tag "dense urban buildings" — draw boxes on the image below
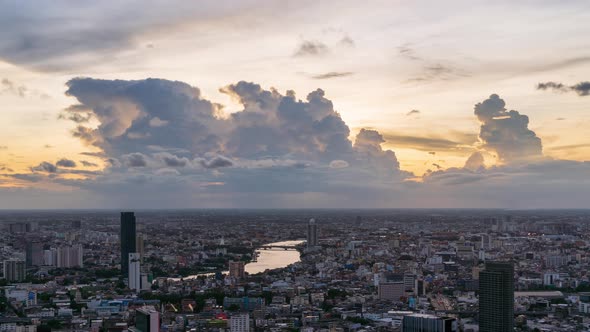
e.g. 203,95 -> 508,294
1,209 -> 590,331
120,211 -> 137,276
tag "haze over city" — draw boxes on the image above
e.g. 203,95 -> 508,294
1,1 -> 589,209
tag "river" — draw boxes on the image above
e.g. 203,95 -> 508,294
168,239 -> 304,281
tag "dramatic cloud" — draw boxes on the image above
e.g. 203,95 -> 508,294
56,158 -> 77,168
537,81 -> 590,96
311,72 -> 354,80
474,94 -> 542,163
464,152 -> 485,171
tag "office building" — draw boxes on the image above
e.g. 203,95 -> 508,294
56,245 -> 83,268
479,261 -> 514,332
136,234 -> 145,263
3,260 -> 26,282
229,261 -> 245,279
307,218 -> 318,248
26,241 -> 44,267
378,281 -> 405,301
230,313 -> 250,332
121,211 -> 137,275
129,253 -> 141,293
402,314 -> 457,332
134,307 -> 160,332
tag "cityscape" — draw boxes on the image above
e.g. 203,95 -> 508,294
2,1 -> 590,331
1,209 -> 590,331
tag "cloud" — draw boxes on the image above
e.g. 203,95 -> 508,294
311,72 -> 354,80
121,153 -> 148,167
149,117 -> 169,127
381,133 -> 474,152
199,155 -> 234,169
30,162 -> 57,173
56,158 -> 77,168
329,160 -> 349,169
0,145 -> 7,150
80,160 -> 98,167
1,78 -> 49,98
155,152 -> 189,167
537,81 -> 590,96
406,109 -> 421,116
339,36 -> 355,47
464,152 -> 485,171
474,94 -> 542,163
294,40 -> 328,56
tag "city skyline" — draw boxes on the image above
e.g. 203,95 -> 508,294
1,1 -> 589,209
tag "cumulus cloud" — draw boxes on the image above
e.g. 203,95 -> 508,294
537,81 -> 590,96
31,161 -> 57,173
56,158 -> 77,168
464,152 -> 485,171
474,94 -> 542,163
121,153 -> 148,167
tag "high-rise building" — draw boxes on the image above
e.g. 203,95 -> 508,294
134,307 -> 160,332
479,261 -> 514,332
3,260 -> 26,282
121,212 -> 137,275
129,253 -> 141,293
229,261 -> 245,279
136,234 -> 145,263
26,241 -> 44,267
230,313 -> 250,332
402,314 -> 457,332
56,245 -> 83,268
307,218 -> 318,248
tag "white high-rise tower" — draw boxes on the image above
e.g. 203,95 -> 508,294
128,252 -> 141,293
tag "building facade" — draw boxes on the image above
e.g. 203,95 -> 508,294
121,211 -> 137,276
479,261 -> 514,332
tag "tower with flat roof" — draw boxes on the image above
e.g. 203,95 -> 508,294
479,261 -> 514,332
121,212 -> 137,276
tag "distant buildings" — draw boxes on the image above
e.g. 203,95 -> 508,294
479,261 -> 514,332
307,218 -> 318,248
402,314 -> 457,332
129,253 -> 141,293
25,241 -> 44,267
137,234 -> 145,263
3,259 -> 25,282
230,313 -> 250,332
228,261 -> 245,279
121,211 -> 137,276
56,245 -> 83,268
378,281 -> 405,301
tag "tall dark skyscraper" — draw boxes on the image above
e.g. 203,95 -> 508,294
479,261 -> 514,332
120,212 -> 137,275
307,218 -> 318,248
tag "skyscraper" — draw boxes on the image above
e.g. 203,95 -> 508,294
3,260 -> 25,282
134,307 -> 160,332
26,241 -> 44,267
403,314 -> 457,332
136,234 -> 145,263
479,261 -> 514,332
129,253 -> 141,293
307,218 -> 318,248
121,212 -> 137,275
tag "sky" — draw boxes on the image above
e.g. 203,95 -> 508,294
0,0 -> 589,209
